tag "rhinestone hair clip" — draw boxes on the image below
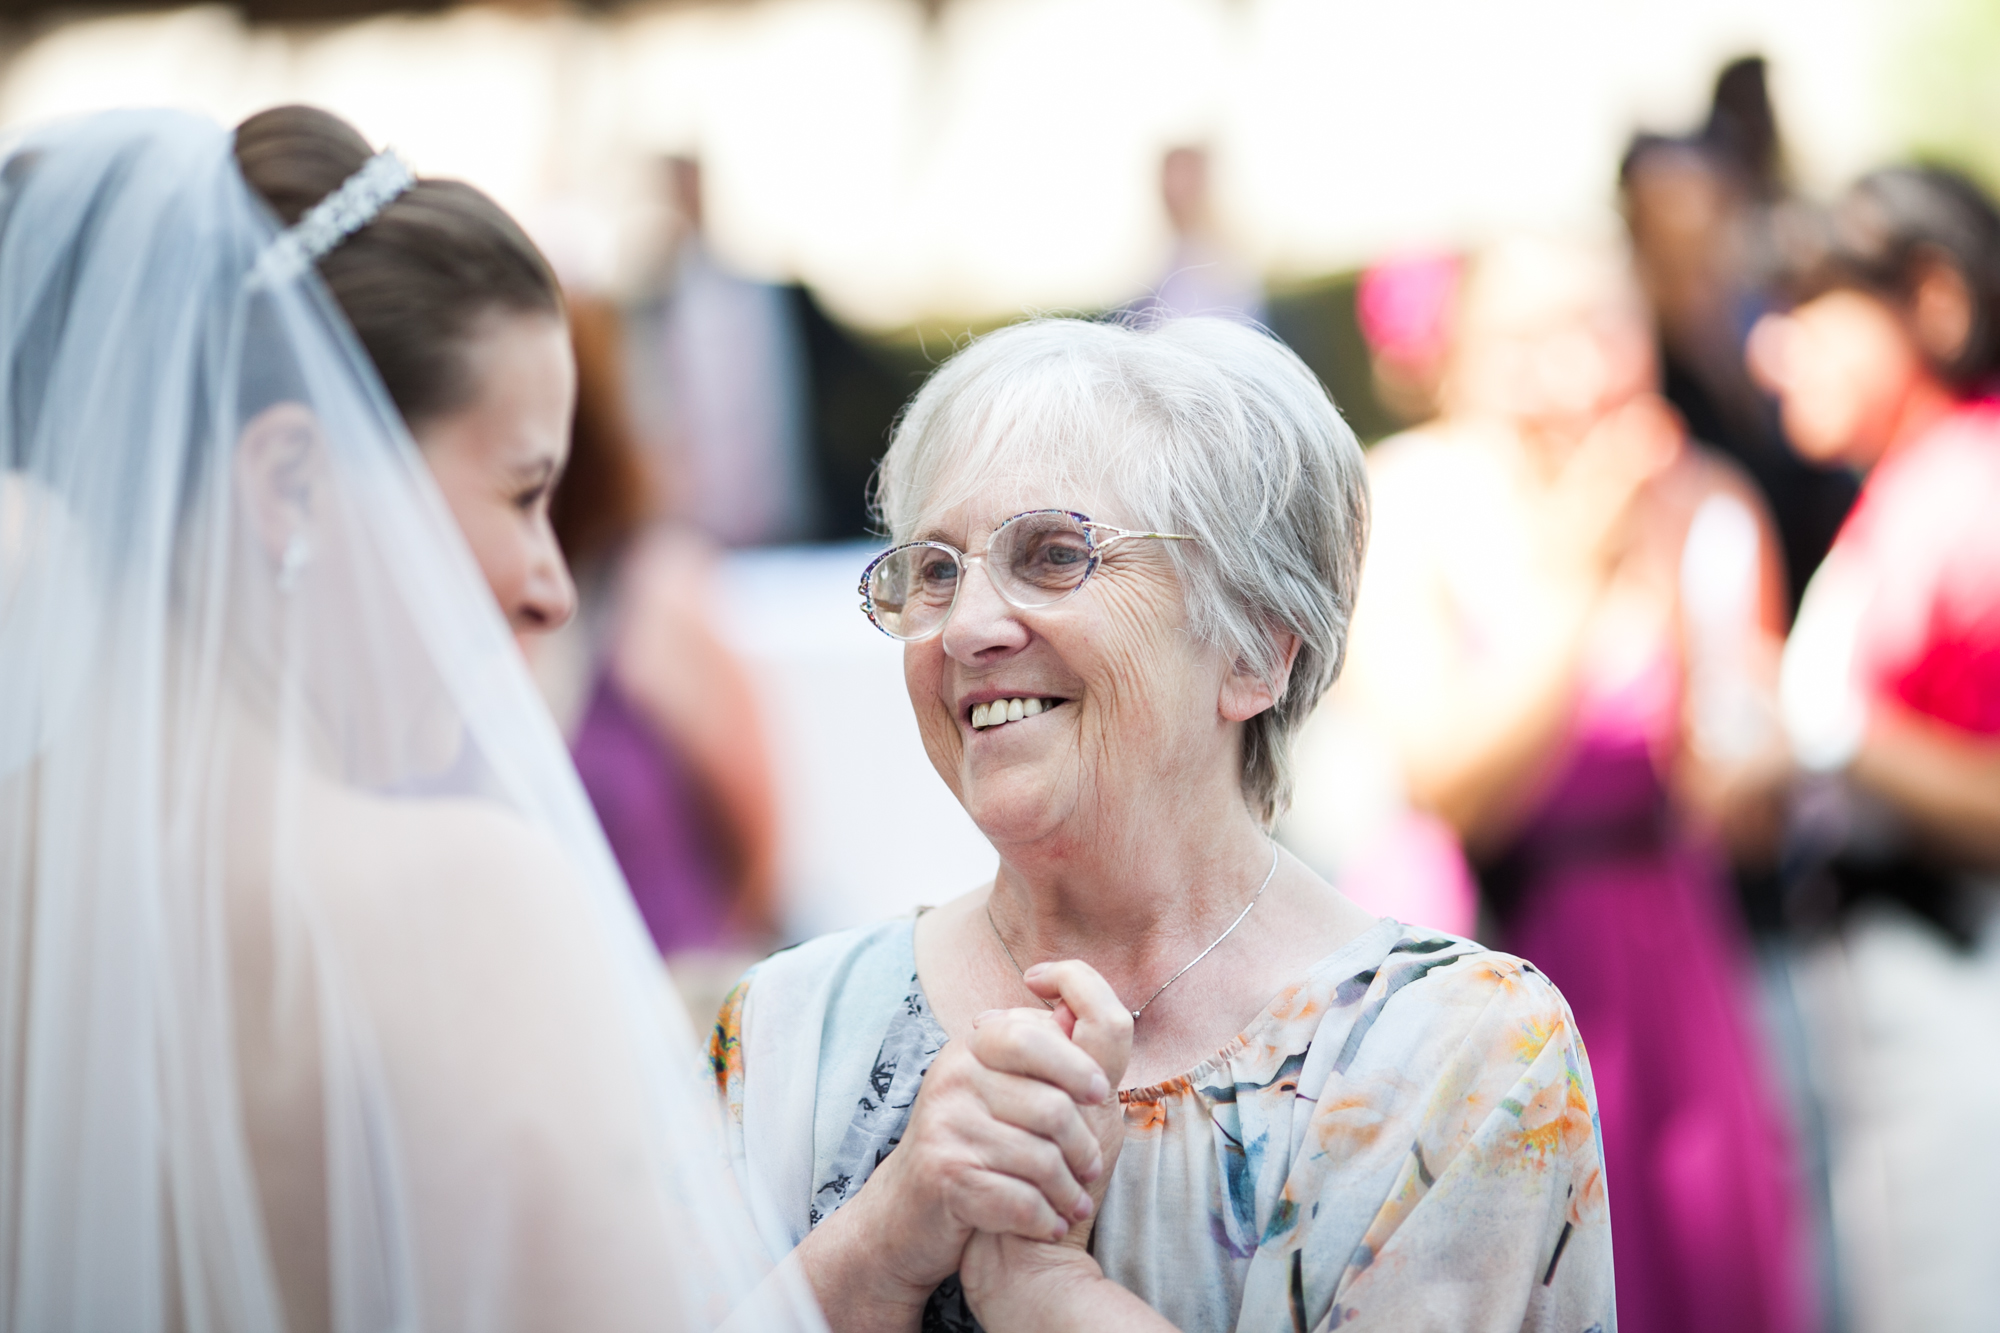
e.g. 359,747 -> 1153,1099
249,148 -> 415,289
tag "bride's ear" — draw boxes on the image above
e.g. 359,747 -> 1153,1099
1218,631 -> 1301,723
233,401 -> 324,563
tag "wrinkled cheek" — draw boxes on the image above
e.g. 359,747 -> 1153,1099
917,710 -> 964,795
904,648 -> 962,793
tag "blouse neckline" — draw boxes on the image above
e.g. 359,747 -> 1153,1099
913,913 -> 1407,1105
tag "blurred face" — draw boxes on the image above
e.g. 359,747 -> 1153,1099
1450,245 -> 1656,448
1622,150 -> 1735,344
902,480 -> 1240,853
1747,289 -> 1926,469
1161,148 -> 1209,236
416,311 -> 578,640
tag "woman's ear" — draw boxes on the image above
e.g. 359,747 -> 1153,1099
1910,251 -> 1975,371
233,402 -> 324,561
1218,631 -> 1302,723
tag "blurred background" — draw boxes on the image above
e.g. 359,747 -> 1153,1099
6,0 -> 1987,935
7,2 -> 1997,1329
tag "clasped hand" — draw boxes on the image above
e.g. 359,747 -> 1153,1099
809,959 -> 1132,1328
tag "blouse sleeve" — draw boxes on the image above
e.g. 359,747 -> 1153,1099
1307,956 -> 1613,1332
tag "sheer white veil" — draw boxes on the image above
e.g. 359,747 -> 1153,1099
0,109 -> 819,1332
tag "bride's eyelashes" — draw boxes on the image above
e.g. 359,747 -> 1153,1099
510,456 -> 562,514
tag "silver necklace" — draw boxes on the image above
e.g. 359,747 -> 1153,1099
985,842 -> 1281,1023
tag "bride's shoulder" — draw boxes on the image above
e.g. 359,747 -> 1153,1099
297,782 -> 585,943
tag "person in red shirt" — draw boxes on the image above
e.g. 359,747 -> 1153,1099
1748,163 -> 2000,1326
1751,165 -> 2000,920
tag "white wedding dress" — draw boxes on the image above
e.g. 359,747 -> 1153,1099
0,109 -> 820,1333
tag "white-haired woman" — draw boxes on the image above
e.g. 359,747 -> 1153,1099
713,317 -> 1614,1332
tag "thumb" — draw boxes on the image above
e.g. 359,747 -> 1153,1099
1024,959 -> 1133,1090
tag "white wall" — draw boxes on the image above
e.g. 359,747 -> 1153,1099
711,544 -> 996,938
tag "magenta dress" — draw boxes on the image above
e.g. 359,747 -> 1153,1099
570,675 -> 731,955
1491,660 -> 1812,1333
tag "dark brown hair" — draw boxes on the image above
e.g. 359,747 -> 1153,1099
1780,165 -> 2000,395
233,105 -> 562,427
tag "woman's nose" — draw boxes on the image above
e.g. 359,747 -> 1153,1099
940,557 -> 1028,661
516,528 -> 578,634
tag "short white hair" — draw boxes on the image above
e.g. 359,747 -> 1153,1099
873,316 -> 1369,825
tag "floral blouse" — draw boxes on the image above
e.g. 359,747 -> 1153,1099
712,915 -> 1614,1332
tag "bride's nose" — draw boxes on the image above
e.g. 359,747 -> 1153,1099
517,524 -> 577,634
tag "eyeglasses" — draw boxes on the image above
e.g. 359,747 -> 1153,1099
859,508 -> 1196,642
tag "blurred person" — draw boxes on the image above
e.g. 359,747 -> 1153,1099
0,107 -> 821,1330
1747,164 -> 2000,1331
1621,56 -> 1858,616
1129,146 -> 1266,325
1278,690 -> 1480,939
1278,249 -> 1479,941
624,154 -> 816,547
1342,236 -> 1814,1333
1354,249 -> 1461,427
714,316 -> 1613,1332
545,293 -> 781,1008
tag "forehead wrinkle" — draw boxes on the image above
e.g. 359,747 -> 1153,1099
902,393 -> 1148,541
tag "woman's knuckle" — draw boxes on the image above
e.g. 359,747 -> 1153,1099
1007,1192 -> 1048,1233
995,1017 -> 1038,1052
1029,1085 -> 1073,1132
1028,1139 -> 1068,1184
969,1024 -> 1015,1064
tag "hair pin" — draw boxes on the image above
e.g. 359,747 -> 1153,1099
248,148 -> 415,290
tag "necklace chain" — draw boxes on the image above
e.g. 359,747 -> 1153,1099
985,842 -> 1281,1023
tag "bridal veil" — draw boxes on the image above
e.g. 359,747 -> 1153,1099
0,109 -> 819,1332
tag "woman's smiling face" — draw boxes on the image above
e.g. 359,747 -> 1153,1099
902,479 -> 1243,855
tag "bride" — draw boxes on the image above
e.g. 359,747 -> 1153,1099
0,109 -> 820,1331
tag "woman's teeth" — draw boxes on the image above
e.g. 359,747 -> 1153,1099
970,697 -> 1059,730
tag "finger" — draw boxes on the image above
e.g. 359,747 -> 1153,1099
966,1117 -> 1094,1225
951,1168 -> 1071,1244
1022,960 -> 1133,1090
978,1068 -> 1105,1183
1050,1000 -> 1077,1039
967,1008 -> 1111,1106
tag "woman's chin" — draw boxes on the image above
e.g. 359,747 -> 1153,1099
960,775 -> 1074,850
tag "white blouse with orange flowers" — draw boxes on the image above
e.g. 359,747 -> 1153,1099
712,916 -> 1614,1333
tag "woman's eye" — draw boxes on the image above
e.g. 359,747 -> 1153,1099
514,485 -> 548,512
1024,538 -> 1086,569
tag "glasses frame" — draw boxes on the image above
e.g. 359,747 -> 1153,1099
858,508 -> 1196,642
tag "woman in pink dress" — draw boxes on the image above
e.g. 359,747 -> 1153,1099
1344,236 -> 1814,1333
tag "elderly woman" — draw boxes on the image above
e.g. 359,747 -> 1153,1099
713,317 -> 1613,1332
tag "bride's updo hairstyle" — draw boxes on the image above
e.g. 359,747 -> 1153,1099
233,105 -> 562,429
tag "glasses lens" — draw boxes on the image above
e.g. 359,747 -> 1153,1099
992,512 -> 1094,606
867,543 -> 961,639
